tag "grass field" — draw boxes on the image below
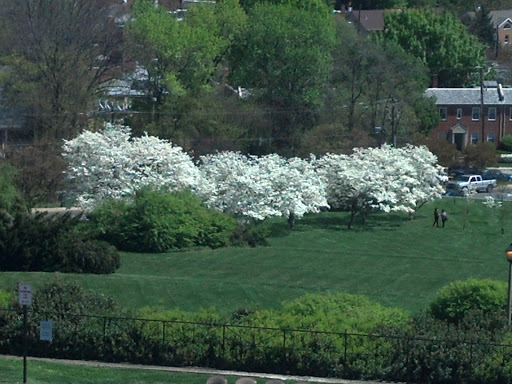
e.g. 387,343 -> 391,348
0,356 -> 230,384
1,196 -> 512,315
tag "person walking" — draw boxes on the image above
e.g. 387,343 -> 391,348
441,209 -> 448,227
433,208 -> 439,227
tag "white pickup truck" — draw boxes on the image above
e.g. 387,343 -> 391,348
446,174 -> 497,195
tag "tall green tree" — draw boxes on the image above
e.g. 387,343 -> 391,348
322,19 -> 432,150
126,0 -> 247,143
127,0 -> 247,102
229,0 -> 335,153
468,6 -> 495,46
382,9 -> 486,87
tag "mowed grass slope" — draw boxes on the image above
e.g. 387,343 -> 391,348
1,197 -> 511,314
0,356 -> 216,384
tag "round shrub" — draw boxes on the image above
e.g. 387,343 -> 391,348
61,238 -> 120,274
428,278 -> 507,325
500,134 -> 512,152
87,188 -> 237,252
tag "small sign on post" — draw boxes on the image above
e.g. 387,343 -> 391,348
18,284 -> 32,306
40,321 -> 53,342
18,283 -> 32,384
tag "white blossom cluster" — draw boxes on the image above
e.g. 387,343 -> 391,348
199,152 -> 328,221
315,144 -> 447,215
62,124 -> 446,223
62,123 -> 211,210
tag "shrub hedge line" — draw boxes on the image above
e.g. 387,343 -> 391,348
0,211 -> 120,274
1,279 -> 512,384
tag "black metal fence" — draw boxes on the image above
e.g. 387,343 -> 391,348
1,308 -> 511,383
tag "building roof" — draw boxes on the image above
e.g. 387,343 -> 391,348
425,87 -> 512,106
489,10 -> 512,27
345,10 -> 385,32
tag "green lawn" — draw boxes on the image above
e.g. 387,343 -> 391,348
0,356 -> 239,384
1,197 -> 511,314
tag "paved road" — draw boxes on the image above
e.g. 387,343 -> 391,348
0,355 -> 397,384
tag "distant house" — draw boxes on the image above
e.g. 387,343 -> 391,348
425,84 -> 512,150
335,6 -> 385,34
489,10 -> 512,49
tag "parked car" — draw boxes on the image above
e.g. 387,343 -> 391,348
447,165 -> 479,179
445,174 -> 497,194
482,169 -> 512,182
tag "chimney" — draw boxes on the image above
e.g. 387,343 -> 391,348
498,83 -> 505,101
431,73 -> 439,88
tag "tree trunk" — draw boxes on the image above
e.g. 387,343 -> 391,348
287,212 -> 295,228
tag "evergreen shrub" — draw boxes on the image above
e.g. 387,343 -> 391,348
500,134 -> 512,152
0,212 -> 120,274
428,278 -> 507,325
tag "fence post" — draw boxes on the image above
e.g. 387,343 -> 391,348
22,306 -> 27,384
344,331 -> 348,362
103,317 -> 107,354
162,321 -> 166,345
222,325 -> 226,360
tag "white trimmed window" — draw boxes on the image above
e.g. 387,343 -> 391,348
456,108 -> 462,119
472,107 -> 480,120
487,132 -> 495,143
471,132 -> 479,144
488,107 -> 497,121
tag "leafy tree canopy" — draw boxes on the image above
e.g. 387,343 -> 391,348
382,9 -> 486,87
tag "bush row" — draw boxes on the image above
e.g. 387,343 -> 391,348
0,185 -> 266,274
83,188 -> 265,252
1,278 -> 512,383
0,211 -> 120,274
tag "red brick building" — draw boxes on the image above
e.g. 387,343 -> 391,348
425,85 -> 512,150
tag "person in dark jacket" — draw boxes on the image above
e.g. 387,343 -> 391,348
433,208 -> 439,227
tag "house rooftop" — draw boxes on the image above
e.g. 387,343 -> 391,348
344,10 -> 385,32
425,87 -> 512,105
489,9 -> 512,27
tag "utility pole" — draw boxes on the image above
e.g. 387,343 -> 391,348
478,66 -> 485,142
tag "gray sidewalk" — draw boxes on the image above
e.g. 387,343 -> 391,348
0,355 -> 397,384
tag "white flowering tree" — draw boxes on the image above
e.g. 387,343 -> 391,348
257,154 -> 328,227
62,124 -> 212,210
315,145 -> 446,228
199,152 -> 328,225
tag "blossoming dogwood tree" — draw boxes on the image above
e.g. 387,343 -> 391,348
63,124 -> 445,228
62,124 -> 212,210
199,152 -> 328,225
315,145 -> 446,228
